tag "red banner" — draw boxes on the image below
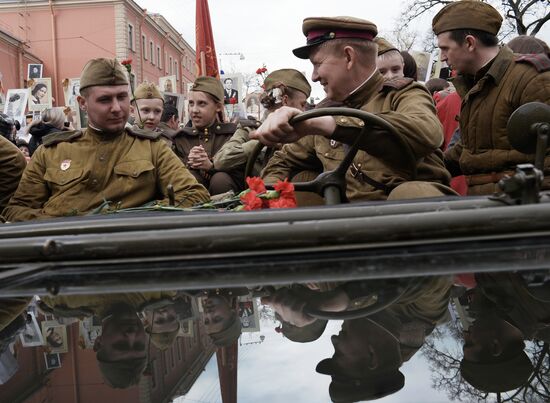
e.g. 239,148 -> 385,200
195,0 -> 219,78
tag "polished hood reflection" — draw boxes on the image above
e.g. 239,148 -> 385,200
0,271 -> 548,402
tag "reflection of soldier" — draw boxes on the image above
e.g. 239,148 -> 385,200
38,291 -> 177,388
198,288 -> 248,347
459,271 -> 549,393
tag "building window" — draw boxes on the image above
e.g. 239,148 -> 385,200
157,46 -> 162,69
142,34 -> 147,60
128,24 -> 135,51
165,51 -> 168,73
175,61 -> 179,80
150,41 -> 154,65
169,56 -> 173,75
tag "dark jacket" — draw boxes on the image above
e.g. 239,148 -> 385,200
28,122 -> 64,156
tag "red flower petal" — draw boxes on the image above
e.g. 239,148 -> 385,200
229,97 -> 237,104
246,177 -> 267,194
240,190 -> 263,210
273,179 -> 295,198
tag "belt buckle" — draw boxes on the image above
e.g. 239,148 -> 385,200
350,163 -> 360,178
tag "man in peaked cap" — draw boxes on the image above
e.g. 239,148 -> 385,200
131,82 -> 164,131
254,16 -> 454,203
432,0 -> 550,196
3,58 -> 209,221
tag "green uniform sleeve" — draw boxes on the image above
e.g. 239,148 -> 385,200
0,136 -> 26,213
261,135 -> 320,183
213,127 -> 259,171
153,140 -> 210,207
2,146 -> 55,222
330,86 -> 444,164
0,298 -> 31,333
444,141 -> 464,176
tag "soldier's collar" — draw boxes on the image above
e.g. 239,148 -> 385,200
343,70 -> 384,109
474,46 -> 511,86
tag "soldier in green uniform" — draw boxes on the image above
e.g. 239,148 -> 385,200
253,17 -> 453,202
173,77 -> 243,195
130,82 -> 164,132
432,0 -> 550,195
213,69 -> 311,177
0,116 -> 26,214
2,58 -> 209,222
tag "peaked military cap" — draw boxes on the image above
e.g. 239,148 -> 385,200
132,82 -> 164,102
79,58 -> 129,91
375,37 -> 399,56
432,0 -> 503,36
293,16 -> 378,59
191,76 -> 225,102
264,69 -> 312,97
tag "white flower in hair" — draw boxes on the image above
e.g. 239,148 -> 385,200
272,87 -> 283,104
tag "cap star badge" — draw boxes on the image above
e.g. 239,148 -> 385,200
60,159 -> 71,171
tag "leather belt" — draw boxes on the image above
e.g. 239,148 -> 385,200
465,170 -> 515,186
350,163 -> 391,194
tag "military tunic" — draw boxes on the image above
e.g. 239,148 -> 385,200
445,47 -> 550,195
173,122 -> 244,194
262,72 -> 451,201
0,136 -> 26,213
2,126 -> 209,222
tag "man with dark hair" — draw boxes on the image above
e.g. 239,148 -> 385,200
158,103 -> 180,147
432,0 -> 550,195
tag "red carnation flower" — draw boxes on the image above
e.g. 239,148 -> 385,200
121,59 -> 132,65
246,177 -> 266,194
268,197 -> 297,209
256,67 -> 263,75
229,97 -> 237,105
274,179 -> 295,198
240,190 -> 263,210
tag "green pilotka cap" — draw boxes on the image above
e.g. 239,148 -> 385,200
263,69 -> 312,97
208,313 -> 242,347
79,58 -> 129,91
375,37 -> 399,56
432,0 -> 503,35
191,76 -> 225,102
132,82 -> 164,102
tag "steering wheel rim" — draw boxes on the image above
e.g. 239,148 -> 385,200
245,107 -> 418,199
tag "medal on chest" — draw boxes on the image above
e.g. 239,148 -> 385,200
60,159 -> 71,171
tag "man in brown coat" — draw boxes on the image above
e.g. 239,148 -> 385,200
2,58 -> 209,221
432,0 -> 550,195
253,17 -> 452,202
0,118 -> 26,213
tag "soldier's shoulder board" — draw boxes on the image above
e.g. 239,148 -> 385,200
515,53 -> 550,73
43,130 -> 83,147
238,119 -> 261,129
126,125 -> 162,140
213,122 -> 237,134
381,77 -> 414,92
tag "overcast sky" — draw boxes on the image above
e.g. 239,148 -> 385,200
136,0 -> 550,99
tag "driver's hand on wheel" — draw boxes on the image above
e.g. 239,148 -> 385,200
251,106 -> 336,147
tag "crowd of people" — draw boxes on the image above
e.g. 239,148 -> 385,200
0,0 -> 550,398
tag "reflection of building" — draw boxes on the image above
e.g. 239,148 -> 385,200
0,318 -> 214,403
0,0 -> 196,105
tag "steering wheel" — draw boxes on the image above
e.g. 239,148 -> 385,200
245,107 -> 418,204
302,278 -> 421,320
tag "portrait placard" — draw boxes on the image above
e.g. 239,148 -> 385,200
41,320 -> 68,354
28,64 -> 43,79
238,297 -> 260,332
410,51 -> 434,83
64,78 -> 81,107
4,89 -> 29,119
19,312 -> 44,347
159,75 -> 177,93
28,78 -> 53,112
44,353 -> 62,369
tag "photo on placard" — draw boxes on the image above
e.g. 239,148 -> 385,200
28,78 -> 53,112
238,298 -> 260,332
64,78 -> 80,107
79,317 -> 102,349
19,311 -> 45,347
41,321 -> 68,354
28,64 -> 43,79
162,91 -> 184,122
178,320 -> 194,338
4,89 -> 29,119
44,353 -> 62,369
410,51 -> 434,83
63,106 -> 78,130
220,74 -> 243,122
159,75 -> 177,93
245,93 -> 262,120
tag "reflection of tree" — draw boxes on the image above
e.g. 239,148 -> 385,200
422,324 -> 550,402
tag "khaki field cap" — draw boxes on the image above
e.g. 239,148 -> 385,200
132,82 -> 164,102
432,0 -> 503,35
375,37 -> 399,56
79,58 -> 129,91
191,76 -> 225,102
263,69 -> 312,97
293,16 -> 378,59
